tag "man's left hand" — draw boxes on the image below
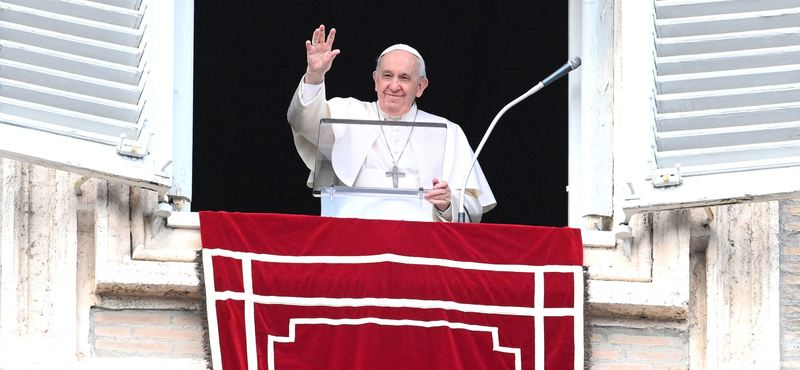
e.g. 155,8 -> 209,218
425,178 -> 451,212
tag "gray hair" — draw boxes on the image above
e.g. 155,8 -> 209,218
375,44 -> 427,80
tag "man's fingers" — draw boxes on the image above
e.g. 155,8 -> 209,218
314,25 -> 335,47
427,185 -> 452,212
425,189 -> 450,199
326,28 -> 336,46
326,49 -> 341,63
308,26 -> 337,56
310,26 -> 320,45
308,25 -> 327,48
315,25 -> 324,44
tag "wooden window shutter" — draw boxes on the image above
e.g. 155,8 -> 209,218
622,0 -> 800,221
0,0 -> 192,196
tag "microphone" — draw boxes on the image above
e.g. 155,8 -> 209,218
457,57 -> 582,223
541,57 -> 582,86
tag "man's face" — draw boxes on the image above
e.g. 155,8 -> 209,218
373,50 -> 429,116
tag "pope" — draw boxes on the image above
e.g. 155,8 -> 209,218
287,25 -> 496,222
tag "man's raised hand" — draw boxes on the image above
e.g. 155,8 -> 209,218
305,25 -> 340,85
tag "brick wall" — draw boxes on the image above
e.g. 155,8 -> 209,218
782,199 -> 800,369
91,308 -> 207,359
589,324 -> 689,370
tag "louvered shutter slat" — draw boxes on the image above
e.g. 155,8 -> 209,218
0,22 -> 142,68
88,0 -> 142,10
658,102 -> 800,131
2,0 -> 143,28
656,0 -> 800,18
657,28 -> 800,57
657,65 -> 800,94
657,8 -> 800,38
0,97 -> 140,137
657,84 -> 800,112
657,46 -> 800,75
0,3 -> 143,47
658,141 -> 800,168
657,121 -> 800,151
0,78 -> 142,122
0,60 -> 142,104
0,41 -> 143,85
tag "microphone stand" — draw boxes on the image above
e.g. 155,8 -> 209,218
457,57 -> 581,223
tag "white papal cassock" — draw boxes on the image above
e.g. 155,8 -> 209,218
287,77 -> 496,222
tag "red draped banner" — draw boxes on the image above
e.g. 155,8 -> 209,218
200,212 -> 583,370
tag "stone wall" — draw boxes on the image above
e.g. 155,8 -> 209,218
589,318 -> 689,370
586,202 -> 784,369
781,199 -> 800,369
0,159 -> 205,369
91,308 -> 205,359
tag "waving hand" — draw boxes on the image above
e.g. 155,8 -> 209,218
304,25 -> 340,85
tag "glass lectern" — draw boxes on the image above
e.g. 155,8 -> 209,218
313,118 -> 447,221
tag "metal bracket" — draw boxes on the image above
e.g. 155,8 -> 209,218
327,184 -> 336,204
154,194 -> 172,218
651,164 -> 682,188
117,132 -> 154,158
74,176 -> 91,195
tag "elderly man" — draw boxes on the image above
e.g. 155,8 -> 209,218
287,25 -> 495,222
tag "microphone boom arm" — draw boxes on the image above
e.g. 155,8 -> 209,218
457,82 -> 544,222
456,57 -> 581,223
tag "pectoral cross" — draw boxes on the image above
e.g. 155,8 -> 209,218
385,164 -> 405,188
